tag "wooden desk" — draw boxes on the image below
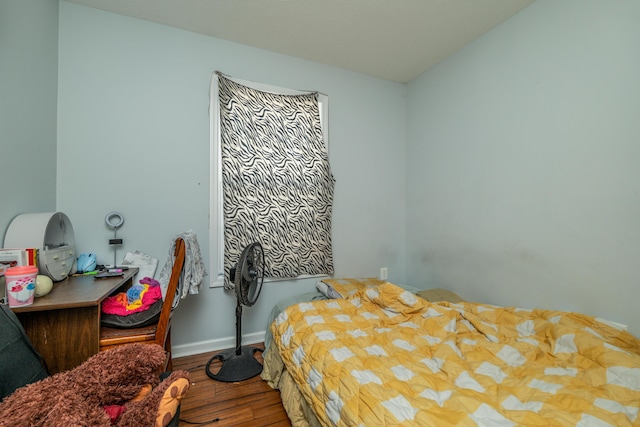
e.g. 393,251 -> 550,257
12,269 -> 138,373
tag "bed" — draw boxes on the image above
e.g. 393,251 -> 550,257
261,278 -> 640,426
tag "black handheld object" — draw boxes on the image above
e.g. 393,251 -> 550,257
94,272 -> 124,279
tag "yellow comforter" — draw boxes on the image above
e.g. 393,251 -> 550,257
271,283 -> 640,426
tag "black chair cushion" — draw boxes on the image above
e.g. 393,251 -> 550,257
100,299 -> 163,329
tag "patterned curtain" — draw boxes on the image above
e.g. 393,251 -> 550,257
218,74 -> 335,289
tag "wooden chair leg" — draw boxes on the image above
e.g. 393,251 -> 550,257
165,329 -> 172,371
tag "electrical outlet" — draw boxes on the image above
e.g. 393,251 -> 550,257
379,267 -> 388,280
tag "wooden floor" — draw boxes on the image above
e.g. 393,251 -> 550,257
173,344 -> 292,427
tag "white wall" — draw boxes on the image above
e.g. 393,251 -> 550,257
57,2 -> 407,354
0,0 -> 58,241
406,0 -> 640,336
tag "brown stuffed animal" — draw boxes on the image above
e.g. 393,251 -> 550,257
0,343 -> 189,427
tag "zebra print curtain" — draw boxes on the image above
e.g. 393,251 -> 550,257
218,74 -> 335,289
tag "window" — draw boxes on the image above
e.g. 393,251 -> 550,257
209,73 -> 331,288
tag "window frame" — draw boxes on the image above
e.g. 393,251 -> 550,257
209,74 -> 329,287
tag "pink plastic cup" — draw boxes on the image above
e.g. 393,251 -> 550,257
5,265 -> 38,307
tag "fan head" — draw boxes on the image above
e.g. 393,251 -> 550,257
233,242 -> 264,306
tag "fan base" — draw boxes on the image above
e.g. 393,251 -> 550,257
205,346 -> 264,382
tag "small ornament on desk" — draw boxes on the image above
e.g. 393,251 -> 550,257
35,275 -> 54,297
77,253 -> 97,273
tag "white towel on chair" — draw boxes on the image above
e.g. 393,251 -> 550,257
158,230 -> 207,308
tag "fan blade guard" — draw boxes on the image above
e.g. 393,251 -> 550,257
234,242 -> 264,307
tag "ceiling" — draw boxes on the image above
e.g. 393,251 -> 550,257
64,0 -> 535,83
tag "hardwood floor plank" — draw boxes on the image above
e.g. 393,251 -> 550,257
174,344 -> 292,427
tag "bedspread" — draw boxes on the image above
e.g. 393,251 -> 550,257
271,283 -> 640,426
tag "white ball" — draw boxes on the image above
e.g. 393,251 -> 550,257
35,275 -> 54,297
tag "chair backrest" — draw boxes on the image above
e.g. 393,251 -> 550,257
154,237 -> 186,347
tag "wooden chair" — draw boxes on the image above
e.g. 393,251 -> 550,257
99,238 -> 186,371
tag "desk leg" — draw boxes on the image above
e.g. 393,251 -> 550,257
17,306 -> 100,374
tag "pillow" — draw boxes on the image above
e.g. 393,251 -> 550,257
100,299 -> 163,329
316,278 -> 387,299
315,280 -> 339,299
415,288 -> 464,303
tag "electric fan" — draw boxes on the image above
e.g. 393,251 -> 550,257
206,242 -> 265,382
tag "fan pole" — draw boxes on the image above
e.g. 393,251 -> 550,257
235,299 -> 242,356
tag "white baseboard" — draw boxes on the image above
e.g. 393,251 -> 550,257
172,330 -> 266,359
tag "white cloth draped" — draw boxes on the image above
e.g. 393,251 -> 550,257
158,230 -> 207,308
